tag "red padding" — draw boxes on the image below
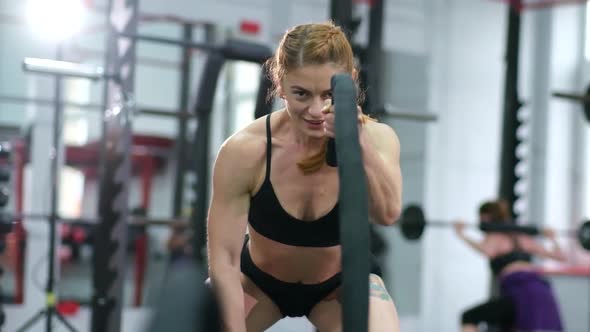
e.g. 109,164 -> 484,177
540,265 -> 590,277
57,301 -> 80,316
240,20 -> 260,35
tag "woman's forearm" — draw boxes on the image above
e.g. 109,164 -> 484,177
359,131 -> 402,225
210,266 -> 247,332
548,238 -> 566,261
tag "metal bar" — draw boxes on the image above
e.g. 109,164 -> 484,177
498,0 -> 524,219
172,23 -> 194,217
3,213 -> 189,227
23,58 -> 105,81
423,218 -> 579,238
191,52 -> 226,264
366,0 -> 385,116
71,44 -> 182,69
426,220 -> 457,228
13,142 -> 26,304
138,13 -> 214,27
8,213 -> 96,223
137,107 -> 195,119
119,32 -> 217,52
130,217 -> 189,227
523,0 -> 589,10
330,0 -> 354,38
552,90 -> 590,123
490,0 -> 589,11
0,94 -> 104,110
45,43 -> 65,332
552,91 -> 590,103
92,0 -> 138,330
381,105 -> 438,122
0,94 -> 193,118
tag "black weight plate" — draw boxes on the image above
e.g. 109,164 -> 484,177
578,220 -> 590,251
401,205 -> 426,240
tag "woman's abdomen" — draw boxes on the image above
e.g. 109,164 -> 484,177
247,229 -> 342,284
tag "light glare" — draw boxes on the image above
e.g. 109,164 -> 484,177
26,0 -> 86,42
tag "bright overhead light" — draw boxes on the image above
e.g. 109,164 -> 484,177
26,0 -> 87,42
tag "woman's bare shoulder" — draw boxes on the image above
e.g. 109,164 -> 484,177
221,119 -> 266,160
214,113 -> 280,182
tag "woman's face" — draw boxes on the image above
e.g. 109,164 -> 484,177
279,63 -> 346,139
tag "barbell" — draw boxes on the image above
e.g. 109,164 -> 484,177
399,204 -> 590,252
552,84 -> 590,123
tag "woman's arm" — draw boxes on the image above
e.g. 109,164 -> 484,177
454,222 -> 493,256
522,229 -> 567,262
321,105 -> 401,225
358,123 -> 403,225
207,133 -> 261,332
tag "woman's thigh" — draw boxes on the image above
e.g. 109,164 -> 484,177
461,296 -> 515,328
307,274 -> 400,332
241,273 -> 283,332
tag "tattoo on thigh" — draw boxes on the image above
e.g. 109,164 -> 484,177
369,281 -> 393,302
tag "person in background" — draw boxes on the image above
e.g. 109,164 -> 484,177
455,200 -> 566,332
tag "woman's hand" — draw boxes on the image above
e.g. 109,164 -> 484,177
453,220 -> 467,237
321,100 -> 366,138
321,100 -> 335,138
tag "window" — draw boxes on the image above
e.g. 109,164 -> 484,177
231,61 -> 262,132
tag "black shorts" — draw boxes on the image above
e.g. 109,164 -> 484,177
240,241 -> 382,317
461,296 -> 515,329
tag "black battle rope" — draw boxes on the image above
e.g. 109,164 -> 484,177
331,73 -> 370,332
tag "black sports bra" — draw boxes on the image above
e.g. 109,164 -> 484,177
247,113 -> 340,247
489,235 -> 532,275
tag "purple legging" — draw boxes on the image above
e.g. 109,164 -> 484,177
499,271 -> 563,331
